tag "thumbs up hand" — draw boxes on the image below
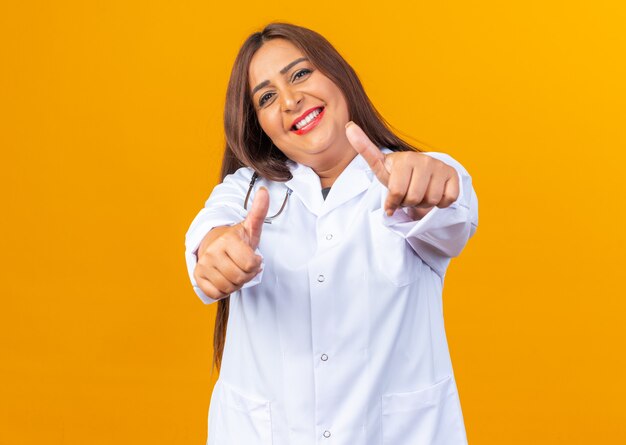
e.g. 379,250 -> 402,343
194,187 -> 270,301
241,186 -> 269,250
345,122 -> 460,219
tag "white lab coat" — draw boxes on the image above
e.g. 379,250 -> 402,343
185,150 -> 478,445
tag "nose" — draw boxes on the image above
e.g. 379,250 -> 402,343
279,86 -> 303,113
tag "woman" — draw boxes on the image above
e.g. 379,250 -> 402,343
185,22 -> 478,445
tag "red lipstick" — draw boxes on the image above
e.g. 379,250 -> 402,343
291,107 -> 325,135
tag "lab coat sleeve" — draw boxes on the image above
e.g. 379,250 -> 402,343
184,167 -> 264,305
381,152 -> 479,278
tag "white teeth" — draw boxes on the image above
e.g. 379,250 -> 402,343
295,108 -> 321,130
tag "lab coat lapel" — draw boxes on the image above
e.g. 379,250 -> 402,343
321,154 -> 373,216
285,154 -> 375,217
285,162 -> 325,216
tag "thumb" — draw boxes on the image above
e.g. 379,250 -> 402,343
243,186 -> 270,249
345,121 -> 390,186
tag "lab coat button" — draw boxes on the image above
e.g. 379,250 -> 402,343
321,353 -> 328,361
325,233 -> 333,240
317,274 -> 325,282
323,430 -> 331,438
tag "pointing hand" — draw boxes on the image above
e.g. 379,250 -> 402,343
194,187 -> 270,300
345,121 -> 459,218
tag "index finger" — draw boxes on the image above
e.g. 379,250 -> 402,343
345,121 -> 390,185
225,238 -> 263,273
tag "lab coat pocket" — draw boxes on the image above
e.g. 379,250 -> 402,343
382,376 -> 467,445
212,381 -> 273,445
369,210 -> 421,287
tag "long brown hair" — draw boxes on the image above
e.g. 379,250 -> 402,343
213,22 -> 424,372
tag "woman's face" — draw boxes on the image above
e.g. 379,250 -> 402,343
248,38 -> 351,169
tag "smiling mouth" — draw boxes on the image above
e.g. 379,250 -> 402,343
291,107 -> 325,135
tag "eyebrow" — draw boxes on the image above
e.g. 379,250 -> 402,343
251,57 -> 309,96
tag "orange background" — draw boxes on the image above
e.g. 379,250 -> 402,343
2,1 -> 625,443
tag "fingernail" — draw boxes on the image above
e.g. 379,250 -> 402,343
345,121 -> 354,129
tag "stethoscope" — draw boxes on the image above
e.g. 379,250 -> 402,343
243,172 -> 292,224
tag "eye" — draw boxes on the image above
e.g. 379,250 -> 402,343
258,91 -> 274,107
292,68 -> 312,81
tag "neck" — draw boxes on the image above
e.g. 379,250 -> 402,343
313,149 -> 358,188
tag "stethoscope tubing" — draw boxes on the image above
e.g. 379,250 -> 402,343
243,172 -> 292,224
